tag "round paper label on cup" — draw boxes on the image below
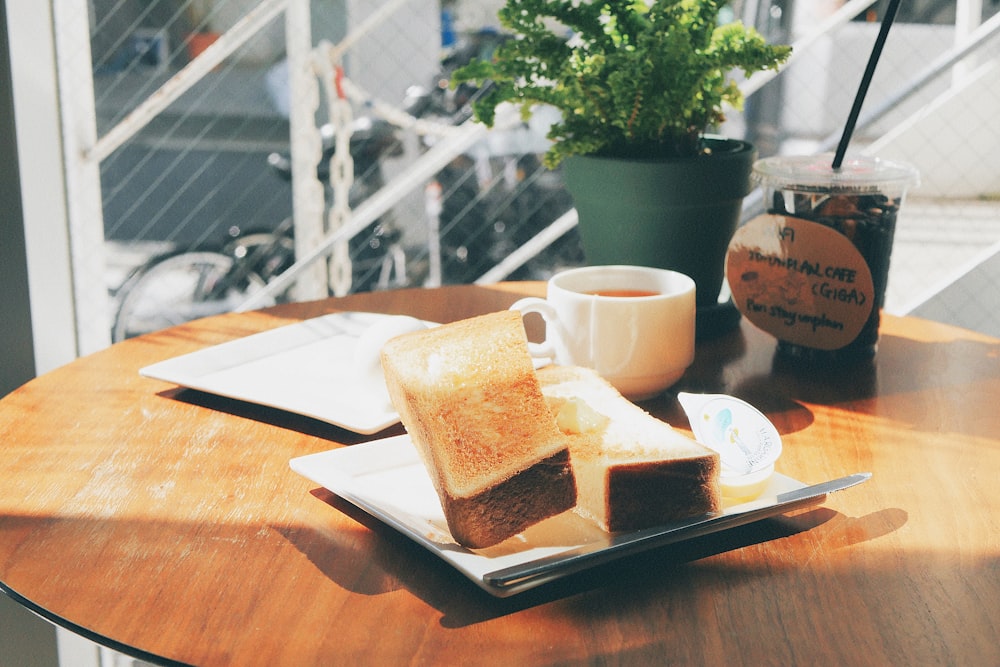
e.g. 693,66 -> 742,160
726,214 -> 875,350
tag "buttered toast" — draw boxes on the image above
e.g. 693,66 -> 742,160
380,311 -> 577,549
538,365 -> 720,532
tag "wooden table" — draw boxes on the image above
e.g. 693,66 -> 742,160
1,283 -> 998,666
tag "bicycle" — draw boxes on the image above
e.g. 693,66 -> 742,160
403,32 -> 584,285
111,118 -> 407,342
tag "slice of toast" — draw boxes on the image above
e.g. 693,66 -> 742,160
538,365 -> 720,532
380,311 -> 576,548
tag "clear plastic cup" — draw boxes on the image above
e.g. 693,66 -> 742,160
745,154 -> 919,362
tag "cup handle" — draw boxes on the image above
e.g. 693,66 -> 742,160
509,297 -> 560,364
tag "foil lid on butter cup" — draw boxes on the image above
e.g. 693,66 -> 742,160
678,393 -> 782,497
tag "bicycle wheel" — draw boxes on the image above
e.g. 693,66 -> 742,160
112,251 -> 271,342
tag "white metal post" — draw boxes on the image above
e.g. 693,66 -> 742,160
52,0 -> 111,355
6,0 -> 77,372
954,0 -> 984,85
285,0 -> 328,300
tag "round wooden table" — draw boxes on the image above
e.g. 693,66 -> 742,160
1,283 -> 997,666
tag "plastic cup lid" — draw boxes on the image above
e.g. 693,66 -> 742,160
753,153 -> 920,195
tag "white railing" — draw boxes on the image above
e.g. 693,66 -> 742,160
50,0 -> 996,356
56,0 -> 301,355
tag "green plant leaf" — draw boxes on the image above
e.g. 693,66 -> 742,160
451,0 -> 791,167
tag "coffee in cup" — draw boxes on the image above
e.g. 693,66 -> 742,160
510,265 -> 696,400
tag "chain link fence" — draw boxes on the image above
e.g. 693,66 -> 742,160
87,0 -> 1000,338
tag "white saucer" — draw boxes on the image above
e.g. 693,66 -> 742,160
140,312 -> 430,434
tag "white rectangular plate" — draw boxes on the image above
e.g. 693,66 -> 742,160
141,312 -> 426,434
290,435 -> 870,596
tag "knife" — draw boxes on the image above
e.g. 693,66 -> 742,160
484,472 -> 872,592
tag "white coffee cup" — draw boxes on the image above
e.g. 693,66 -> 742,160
510,265 -> 696,400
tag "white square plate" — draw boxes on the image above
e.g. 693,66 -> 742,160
140,312 -> 427,434
290,434 -> 869,596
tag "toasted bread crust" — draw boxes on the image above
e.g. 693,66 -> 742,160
604,457 -> 719,531
444,448 -> 576,549
538,365 -> 721,532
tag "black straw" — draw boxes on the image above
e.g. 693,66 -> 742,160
832,0 -> 903,169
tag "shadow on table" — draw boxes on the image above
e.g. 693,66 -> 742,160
157,387 -> 406,445
767,333 -> 998,403
279,489 -> 908,628
666,330 -> 999,441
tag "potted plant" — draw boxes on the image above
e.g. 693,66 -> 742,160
452,0 -> 791,335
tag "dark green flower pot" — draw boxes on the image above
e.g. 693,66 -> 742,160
562,137 -> 756,337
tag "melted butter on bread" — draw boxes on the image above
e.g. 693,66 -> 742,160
538,365 -> 721,533
552,396 -> 609,435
